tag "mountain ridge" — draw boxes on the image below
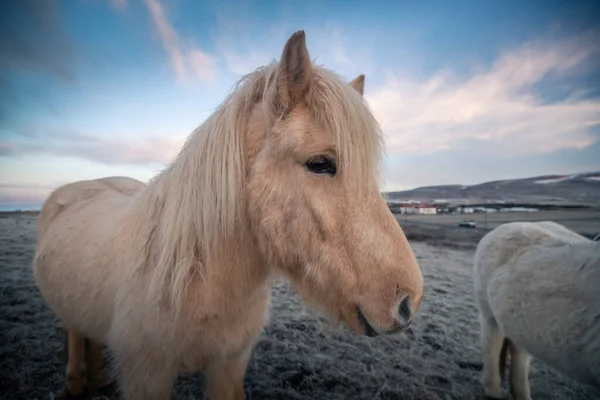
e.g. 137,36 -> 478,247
385,171 -> 600,206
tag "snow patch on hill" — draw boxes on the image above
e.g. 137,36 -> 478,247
534,174 -> 580,184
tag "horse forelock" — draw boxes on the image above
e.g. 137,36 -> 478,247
306,66 -> 385,189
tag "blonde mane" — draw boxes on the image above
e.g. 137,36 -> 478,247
129,61 -> 385,315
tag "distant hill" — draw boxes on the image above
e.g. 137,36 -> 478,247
386,171 -> 600,207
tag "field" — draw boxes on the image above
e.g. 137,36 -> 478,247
396,209 -> 600,235
393,209 -> 600,252
1,213 -> 598,400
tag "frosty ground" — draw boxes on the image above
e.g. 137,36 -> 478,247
0,214 -> 597,399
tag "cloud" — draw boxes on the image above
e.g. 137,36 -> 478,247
0,142 -> 15,156
108,0 -> 127,12
0,183 -> 59,206
143,0 -> 216,84
384,138 -> 600,191
213,17 -> 372,80
188,49 -> 216,82
365,29 -> 600,159
207,20 -> 600,190
1,128 -> 184,166
366,30 -> 600,190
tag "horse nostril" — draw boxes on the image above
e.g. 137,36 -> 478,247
397,296 -> 412,324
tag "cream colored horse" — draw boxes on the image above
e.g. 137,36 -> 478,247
33,31 -> 424,400
473,221 -> 600,400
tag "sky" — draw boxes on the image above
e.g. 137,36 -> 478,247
0,0 -> 599,210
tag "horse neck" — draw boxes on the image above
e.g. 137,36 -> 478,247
129,164 -> 271,305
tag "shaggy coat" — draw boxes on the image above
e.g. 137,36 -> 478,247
473,221 -> 600,400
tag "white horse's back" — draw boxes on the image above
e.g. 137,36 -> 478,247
488,239 -> 600,381
474,221 -> 600,398
37,176 -> 145,231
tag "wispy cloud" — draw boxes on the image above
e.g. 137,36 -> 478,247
2,128 -> 183,166
0,183 -> 61,206
213,18 -> 372,79
208,20 -> 600,190
383,138 -> 600,191
366,29 -> 600,190
366,29 -> 600,158
143,0 -> 216,83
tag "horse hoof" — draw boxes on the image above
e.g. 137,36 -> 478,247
96,380 -> 119,398
56,387 -> 89,400
484,389 -> 505,400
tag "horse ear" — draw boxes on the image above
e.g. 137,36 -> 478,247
273,30 -> 313,112
349,74 -> 365,96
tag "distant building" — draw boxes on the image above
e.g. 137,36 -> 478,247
392,203 -> 438,215
474,207 -> 497,213
498,207 -> 539,213
418,206 -> 437,215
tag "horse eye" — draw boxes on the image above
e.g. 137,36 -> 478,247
306,156 -> 337,176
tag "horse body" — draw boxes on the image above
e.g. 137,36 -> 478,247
35,177 -> 144,338
33,31 -> 424,400
474,221 -> 600,399
35,179 -> 277,399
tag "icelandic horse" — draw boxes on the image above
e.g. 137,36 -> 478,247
473,221 -> 600,399
33,31 -> 424,399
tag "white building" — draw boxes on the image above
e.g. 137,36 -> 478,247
418,206 -> 437,215
396,203 -> 437,215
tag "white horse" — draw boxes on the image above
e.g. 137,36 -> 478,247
32,30 -> 424,400
473,221 -> 600,399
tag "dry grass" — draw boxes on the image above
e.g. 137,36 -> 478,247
394,209 -> 600,252
396,209 -> 600,236
0,214 -> 597,399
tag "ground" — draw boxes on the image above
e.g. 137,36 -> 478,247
0,214 -> 598,400
397,209 -> 600,235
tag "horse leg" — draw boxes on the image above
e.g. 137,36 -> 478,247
64,330 -> 88,398
508,345 -> 532,400
480,314 -> 506,399
204,347 -> 252,400
115,349 -> 176,400
87,339 -> 115,393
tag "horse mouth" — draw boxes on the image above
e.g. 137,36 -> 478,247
356,306 -> 414,337
356,306 -> 379,337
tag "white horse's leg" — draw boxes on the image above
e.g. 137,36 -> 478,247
480,314 -> 506,399
115,348 -> 177,400
204,346 -> 253,400
87,339 -> 114,390
64,330 -> 88,397
508,345 -> 532,400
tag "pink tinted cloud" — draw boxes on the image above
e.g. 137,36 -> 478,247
366,29 -> 600,157
2,130 -> 183,166
143,0 -> 216,84
0,183 -> 58,206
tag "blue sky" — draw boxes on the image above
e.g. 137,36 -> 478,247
1,0 -> 599,209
